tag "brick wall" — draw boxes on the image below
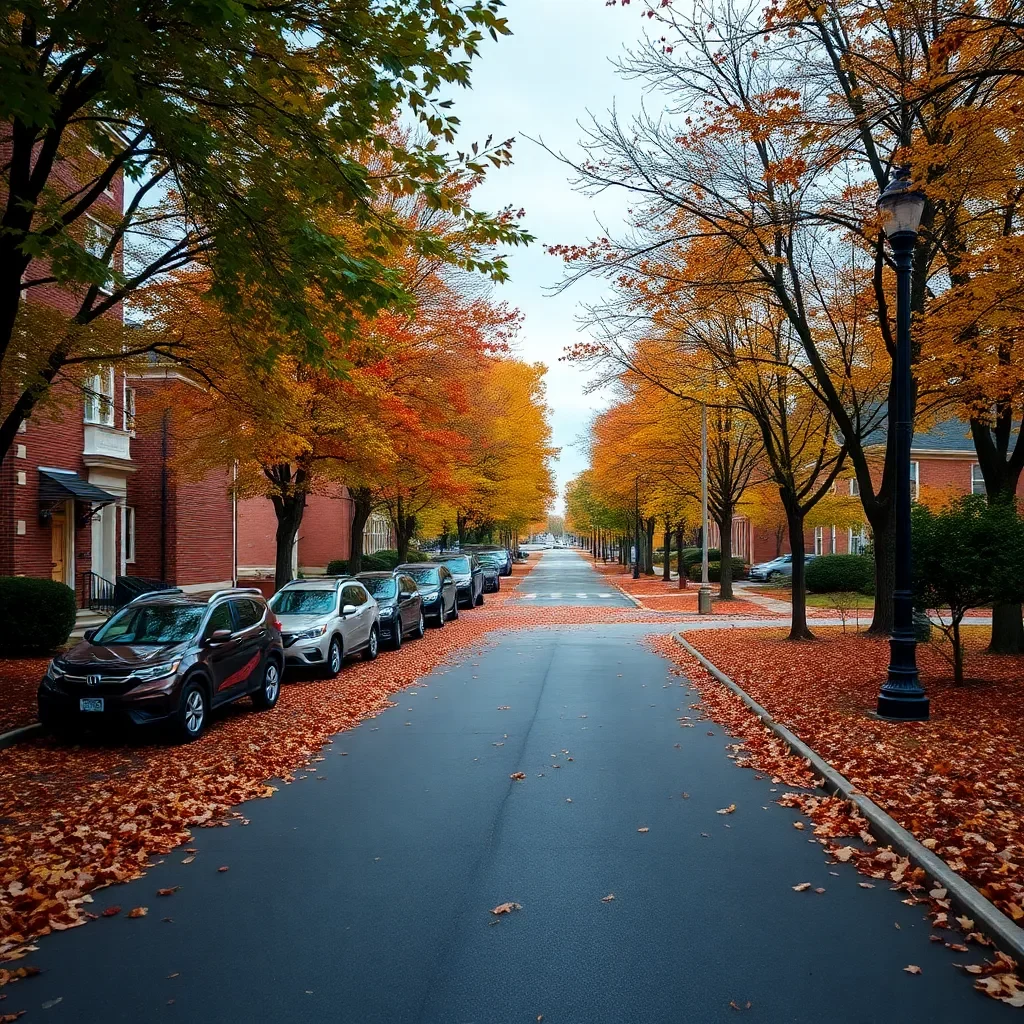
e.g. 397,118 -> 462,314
237,496 -> 280,574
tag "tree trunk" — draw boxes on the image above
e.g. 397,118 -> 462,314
952,617 -> 964,686
644,517 -> 656,575
347,486 -> 373,575
784,501 -> 813,641
717,508 -> 734,600
989,603 -> 1024,653
394,496 -> 416,564
676,525 -> 687,589
867,506 -> 896,636
662,519 -> 671,582
267,464 -> 308,591
457,513 -> 467,547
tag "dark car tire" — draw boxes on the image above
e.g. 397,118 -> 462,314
767,570 -> 782,582
325,636 -> 343,677
391,620 -> 403,651
414,611 -> 426,639
175,678 -> 208,743
433,608 -> 446,628
363,626 -> 380,661
252,657 -> 281,710
449,600 -> 459,621
475,588 -> 484,607
495,578 -> 501,592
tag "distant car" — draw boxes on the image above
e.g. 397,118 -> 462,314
468,544 -> 512,576
269,577 -> 380,676
38,588 -> 284,743
476,551 -> 504,593
431,553 -> 484,607
357,571 -> 426,650
747,554 -> 817,582
396,563 -> 458,626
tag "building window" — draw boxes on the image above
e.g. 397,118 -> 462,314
972,464 -> 987,495
910,461 -> 919,501
124,506 -> 135,563
849,478 -> 859,497
814,526 -> 824,555
84,215 -> 113,260
84,366 -> 115,426
849,525 -> 869,556
123,383 -> 136,434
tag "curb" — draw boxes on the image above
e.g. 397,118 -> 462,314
0,722 -> 42,750
671,631 -> 1024,962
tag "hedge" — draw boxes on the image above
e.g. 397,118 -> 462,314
326,549 -> 431,575
0,577 -> 77,655
682,547 -> 721,571
805,554 -> 874,595
687,558 -> 747,583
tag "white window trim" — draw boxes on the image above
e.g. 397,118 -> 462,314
814,526 -> 824,556
849,478 -> 859,497
123,505 -> 136,564
971,463 -> 987,496
123,379 -> 136,435
84,366 -> 115,426
910,461 -> 920,501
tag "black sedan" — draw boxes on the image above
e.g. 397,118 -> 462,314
477,551 -> 504,593
357,572 -> 426,650
431,553 -> 484,608
395,563 -> 459,627
479,546 -> 512,576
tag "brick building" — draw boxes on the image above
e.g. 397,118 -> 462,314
718,420 -> 1024,566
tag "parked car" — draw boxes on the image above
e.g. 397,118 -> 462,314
431,553 -> 485,608
747,553 -> 817,582
396,563 -> 458,626
476,551 -> 504,593
357,571 -> 426,650
38,588 -> 284,743
269,577 -> 379,676
462,544 -> 513,576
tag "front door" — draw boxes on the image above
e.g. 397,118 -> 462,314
203,602 -> 249,705
50,512 -> 67,584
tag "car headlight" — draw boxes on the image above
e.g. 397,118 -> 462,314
379,606 -> 395,618
46,659 -> 66,680
294,624 -> 329,641
132,660 -> 180,682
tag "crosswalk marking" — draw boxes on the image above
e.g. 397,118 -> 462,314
519,592 -> 621,600
549,592 -> 561,599
576,592 -> 587,598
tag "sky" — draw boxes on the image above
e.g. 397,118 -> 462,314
447,0 -> 652,515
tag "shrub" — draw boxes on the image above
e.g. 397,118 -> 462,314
683,547 -> 720,571
325,559 -> 348,575
805,554 -> 874,595
0,577 -> 77,655
688,558 -> 746,583
326,549 -> 430,576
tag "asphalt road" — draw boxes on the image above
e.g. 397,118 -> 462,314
17,551 -> 1013,1022
513,548 -> 634,606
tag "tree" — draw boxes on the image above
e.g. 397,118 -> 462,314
0,0 -> 529,461
912,497 -> 1024,685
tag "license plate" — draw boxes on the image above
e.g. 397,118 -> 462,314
79,698 -> 104,712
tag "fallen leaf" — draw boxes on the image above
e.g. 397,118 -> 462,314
217,866 -> 229,873
156,887 -> 179,897
100,906 -> 121,918
792,883 -> 812,892
181,856 -> 195,865
601,893 -> 616,902
127,907 -> 147,918
858,883 -> 875,889
167,972 -> 179,979
510,773 -> 526,781
637,827 -> 650,833
955,915 -> 975,931
490,902 -> 522,915
41,998 -> 62,1009
717,805 -> 736,815
903,965 -> 921,975
792,821 -> 805,830
814,888 -> 826,894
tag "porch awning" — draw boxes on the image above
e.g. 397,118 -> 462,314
38,468 -> 117,506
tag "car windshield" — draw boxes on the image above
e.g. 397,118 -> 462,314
437,556 -> 471,573
92,604 -> 206,645
404,567 -> 440,585
362,577 -> 397,599
478,553 -> 503,567
270,590 -> 336,615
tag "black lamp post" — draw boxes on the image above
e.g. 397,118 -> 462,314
633,474 -> 641,580
876,167 -> 929,721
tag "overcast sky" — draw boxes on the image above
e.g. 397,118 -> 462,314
449,0 -> 651,515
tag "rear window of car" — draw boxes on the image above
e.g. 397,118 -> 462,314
362,577 -> 397,599
270,590 -> 336,615
93,604 -> 206,645
405,567 -> 440,585
437,556 -> 471,573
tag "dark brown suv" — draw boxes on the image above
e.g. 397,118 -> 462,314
38,588 -> 284,743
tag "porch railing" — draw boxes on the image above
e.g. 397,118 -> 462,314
83,571 -> 117,614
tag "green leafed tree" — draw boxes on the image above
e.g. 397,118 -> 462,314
0,0 -> 529,459
912,496 -> 1024,686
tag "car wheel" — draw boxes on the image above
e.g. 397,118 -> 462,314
176,679 -> 208,743
414,611 -> 426,639
475,588 -> 484,607
363,626 -> 379,661
391,620 -> 403,651
253,657 -> 281,710
450,600 -> 459,621
495,578 -> 501,592
433,608 -> 445,628
325,636 -> 343,677
768,570 -> 782,582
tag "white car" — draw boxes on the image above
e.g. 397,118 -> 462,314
269,577 -> 380,675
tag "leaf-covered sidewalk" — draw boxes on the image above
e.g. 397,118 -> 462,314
660,627 -> 1024,928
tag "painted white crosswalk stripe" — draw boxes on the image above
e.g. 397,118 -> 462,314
576,592 -> 587,598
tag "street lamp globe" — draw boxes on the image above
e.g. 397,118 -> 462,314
877,167 -> 925,239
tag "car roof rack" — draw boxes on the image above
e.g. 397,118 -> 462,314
125,587 -> 185,606
207,587 -> 265,603
280,576 -> 350,586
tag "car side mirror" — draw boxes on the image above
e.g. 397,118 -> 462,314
400,591 -> 412,600
206,628 -> 233,645
341,604 -> 357,616
83,628 -> 97,642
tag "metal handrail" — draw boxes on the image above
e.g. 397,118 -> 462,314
84,570 -> 117,614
